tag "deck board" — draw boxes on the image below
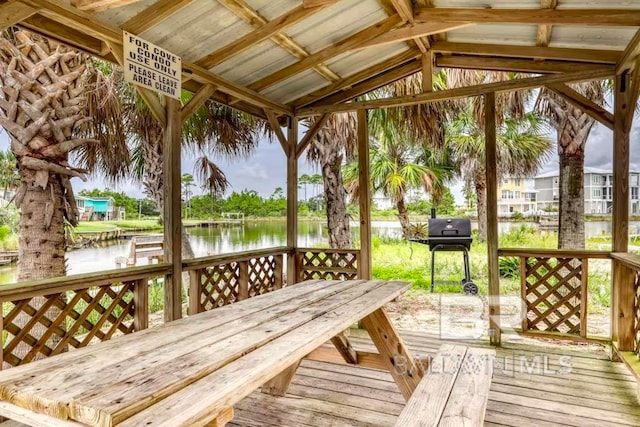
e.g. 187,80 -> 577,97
231,329 -> 640,427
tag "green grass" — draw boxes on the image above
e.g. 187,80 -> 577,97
74,219 -> 163,233
371,225 -> 612,312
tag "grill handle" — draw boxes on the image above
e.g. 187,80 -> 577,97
440,230 -> 459,235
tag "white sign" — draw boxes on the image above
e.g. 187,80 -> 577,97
123,31 -> 181,100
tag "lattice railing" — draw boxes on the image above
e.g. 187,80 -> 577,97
521,256 -> 587,336
183,247 -> 286,315
295,248 -> 361,282
0,264 -> 168,368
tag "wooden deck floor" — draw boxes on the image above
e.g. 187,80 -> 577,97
230,329 -> 640,427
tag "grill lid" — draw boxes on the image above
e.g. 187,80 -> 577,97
428,218 -> 472,238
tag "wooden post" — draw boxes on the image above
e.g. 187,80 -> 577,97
273,254 -> 284,289
422,52 -> 433,92
357,109 -> 372,280
485,92 -> 501,346
133,278 -> 148,331
238,260 -> 249,301
163,97 -> 182,322
613,72 -> 633,347
188,270 -> 201,315
287,118 -> 299,286
519,257 -> 527,332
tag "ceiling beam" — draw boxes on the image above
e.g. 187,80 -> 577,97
121,0 -> 195,34
71,0 -> 140,13
436,55 -> 613,74
431,41 -> 621,64
249,15 -> 403,92
290,49 -> 421,108
297,67 -> 615,116
360,22 -> 472,49
536,0 -> 557,47
217,0 -> 339,83
388,0 -> 429,53
617,29 -> 640,74
195,2 -> 337,70
302,0 -> 335,7
545,83 -> 614,130
304,59 -> 423,109
0,1 -> 38,31
20,13 -> 105,55
19,0 -> 293,115
415,8 -> 640,26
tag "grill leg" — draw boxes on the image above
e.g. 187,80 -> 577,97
430,249 -> 436,293
463,248 -> 471,282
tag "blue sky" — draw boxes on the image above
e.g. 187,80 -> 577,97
2,115 -> 639,205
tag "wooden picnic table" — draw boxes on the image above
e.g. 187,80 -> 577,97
0,279 -> 421,427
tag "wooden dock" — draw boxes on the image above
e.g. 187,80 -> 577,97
230,329 -> 640,427
0,251 -> 18,266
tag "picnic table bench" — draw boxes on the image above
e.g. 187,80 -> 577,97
395,344 -> 495,427
0,279 -> 422,427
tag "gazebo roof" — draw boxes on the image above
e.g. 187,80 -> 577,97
6,0 -> 640,119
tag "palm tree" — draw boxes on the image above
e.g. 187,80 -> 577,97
118,70 -> 263,259
0,30 -> 128,281
536,82 -> 607,249
343,108 -> 454,238
298,174 -> 311,201
447,108 -> 552,241
0,149 -> 19,200
307,113 -> 356,249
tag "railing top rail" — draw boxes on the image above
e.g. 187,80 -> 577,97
182,246 -> 290,271
498,248 -> 611,259
611,252 -> 640,270
0,264 -> 172,302
296,247 -> 361,254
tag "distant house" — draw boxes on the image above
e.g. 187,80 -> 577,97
534,167 -> 640,214
497,177 -> 537,216
77,196 -> 116,221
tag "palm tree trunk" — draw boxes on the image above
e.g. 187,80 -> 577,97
396,197 -> 411,238
17,171 -> 66,281
475,170 -> 488,242
142,131 -> 196,260
321,148 -> 351,249
558,152 -> 585,249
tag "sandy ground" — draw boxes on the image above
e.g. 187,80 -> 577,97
384,290 -> 611,354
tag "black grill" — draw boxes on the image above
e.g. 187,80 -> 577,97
425,218 -> 472,250
410,216 -> 477,294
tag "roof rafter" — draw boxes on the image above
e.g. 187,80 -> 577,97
297,67 -> 615,116
618,29 -> 640,74
303,59 -> 423,109
388,0 -> 428,52
19,0 -> 293,115
217,0 -> 339,83
290,49 -> 421,108
436,55 -> 614,74
415,8 -> 640,26
71,0 -> 140,13
121,0 -> 195,34
361,22 -> 472,49
431,41 -> 621,64
195,1 -> 337,70
20,13 -> 105,55
249,14 -> 403,92
0,1 -> 38,31
536,0 -> 557,47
